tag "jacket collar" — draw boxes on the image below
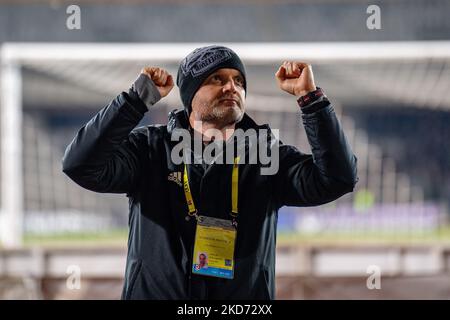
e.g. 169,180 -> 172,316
166,109 -> 276,178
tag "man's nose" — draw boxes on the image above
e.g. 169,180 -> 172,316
222,78 -> 238,93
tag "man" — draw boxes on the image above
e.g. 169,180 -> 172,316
62,45 -> 357,299
198,253 -> 208,270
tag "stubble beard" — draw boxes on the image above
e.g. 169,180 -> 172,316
196,100 -> 244,127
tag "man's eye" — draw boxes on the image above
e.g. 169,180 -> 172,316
211,75 -> 221,82
235,78 -> 244,86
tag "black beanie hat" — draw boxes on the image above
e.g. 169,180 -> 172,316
176,45 -> 247,114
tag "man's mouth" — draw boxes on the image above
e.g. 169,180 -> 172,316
219,98 -> 239,106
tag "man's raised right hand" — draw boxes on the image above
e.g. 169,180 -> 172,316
140,67 -> 174,98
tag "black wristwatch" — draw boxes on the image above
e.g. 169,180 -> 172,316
297,87 -> 325,109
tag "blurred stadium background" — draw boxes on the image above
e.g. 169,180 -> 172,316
1,0 -> 450,299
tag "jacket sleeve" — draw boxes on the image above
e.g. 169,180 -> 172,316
61,91 -> 150,194
274,98 -> 358,207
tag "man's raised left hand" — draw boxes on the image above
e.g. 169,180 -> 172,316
275,61 -> 317,97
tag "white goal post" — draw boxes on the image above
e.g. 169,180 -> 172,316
2,41 -> 450,248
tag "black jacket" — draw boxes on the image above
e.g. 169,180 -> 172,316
62,90 -> 357,300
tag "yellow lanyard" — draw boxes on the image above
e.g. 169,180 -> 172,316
183,157 -> 240,221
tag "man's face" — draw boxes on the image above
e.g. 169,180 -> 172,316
190,68 -> 245,126
199,254 -> 207,266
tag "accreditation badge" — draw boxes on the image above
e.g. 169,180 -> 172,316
192,215 -> 237,279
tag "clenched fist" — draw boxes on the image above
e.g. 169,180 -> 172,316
275,62 -> 316,97
141,67 -> 174,98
